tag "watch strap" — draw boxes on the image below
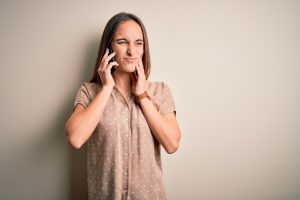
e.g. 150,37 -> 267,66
136,91 -> 151,103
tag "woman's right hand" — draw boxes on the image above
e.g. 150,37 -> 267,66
98,48 -> 118,88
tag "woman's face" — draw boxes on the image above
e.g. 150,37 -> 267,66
112,19 -> 144,73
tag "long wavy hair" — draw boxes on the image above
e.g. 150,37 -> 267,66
90,12 -> 151,85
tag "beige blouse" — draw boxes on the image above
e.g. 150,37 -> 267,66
73,80 -> 176,200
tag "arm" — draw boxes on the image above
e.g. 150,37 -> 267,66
65,48 -> 118,149
64,85 -> 113,149
131,59 -> 181,154
139,97 -> 181,154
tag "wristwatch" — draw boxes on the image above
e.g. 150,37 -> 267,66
136,91 -> 151,103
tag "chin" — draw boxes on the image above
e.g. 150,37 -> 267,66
118,64 -> 136,73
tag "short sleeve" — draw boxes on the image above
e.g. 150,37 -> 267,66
73,83 -> 91,111
159,82 -> 176,115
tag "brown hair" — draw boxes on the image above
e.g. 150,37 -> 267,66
90,12 -> 151,85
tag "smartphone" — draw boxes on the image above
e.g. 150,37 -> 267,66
108,44 -> 116,74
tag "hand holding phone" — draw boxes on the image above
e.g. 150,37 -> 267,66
108,45 -> 117,74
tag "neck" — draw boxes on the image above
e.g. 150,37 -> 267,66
113,71 -> 132,96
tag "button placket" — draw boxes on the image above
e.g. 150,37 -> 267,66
114,87 -> 135,199
122,104 -> 131,198
126,104 -> 134,199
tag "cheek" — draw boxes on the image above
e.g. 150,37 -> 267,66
114,50 -> 123,61
138,48 -> 144,56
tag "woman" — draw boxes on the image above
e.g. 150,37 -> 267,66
65,12 -> 181,200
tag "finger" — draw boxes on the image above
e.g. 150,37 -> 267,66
104,61 -> 119,72
101,48 -> 109,61
137,60 -> 145,77
100,52 -> 116,70
106,61 -> 119,69
135,63 -> 141,77
138,59 -> 144,72
104,52 -> 116,64
98,61 -> 117,73
99,48 -> 109,69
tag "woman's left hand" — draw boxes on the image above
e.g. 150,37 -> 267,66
131,58 -> 148,96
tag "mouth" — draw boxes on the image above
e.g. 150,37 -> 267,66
124,58 -> 137,62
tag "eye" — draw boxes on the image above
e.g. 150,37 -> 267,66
136,42 -> 143,45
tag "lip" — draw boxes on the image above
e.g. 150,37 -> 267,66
124,58 -> 137,62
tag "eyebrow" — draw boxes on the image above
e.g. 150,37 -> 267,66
116,38 -> 144,42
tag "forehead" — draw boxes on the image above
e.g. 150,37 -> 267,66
114,20 -> 143,40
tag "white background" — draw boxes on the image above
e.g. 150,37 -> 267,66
1,0 -> 300,199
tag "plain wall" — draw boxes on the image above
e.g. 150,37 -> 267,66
1,0 -> 300,199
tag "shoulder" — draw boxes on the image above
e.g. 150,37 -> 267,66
146,80 -> 172,97
81,81 -> 99,90
146,80 -> 176,113
78,81 -> 100,98
147,80 -> 171,90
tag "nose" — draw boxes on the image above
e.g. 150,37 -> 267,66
126,43 -> 135,56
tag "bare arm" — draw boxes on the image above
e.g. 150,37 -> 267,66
131,59 -> 181,154
65,48 -> 118,149
139,98 -> 181,154
64,85 -> 113,149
